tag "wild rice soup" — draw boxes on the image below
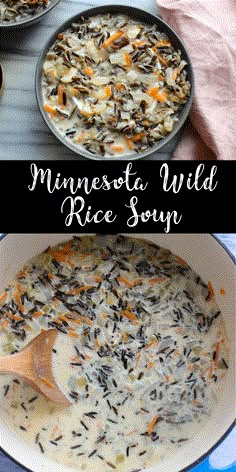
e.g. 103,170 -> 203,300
42,15 -> 191,157
0,235 -> 228,471
0,0 -> 49,23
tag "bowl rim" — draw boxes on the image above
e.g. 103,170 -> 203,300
0,233 -> 235,472
0,0 -> 62,29
35,4 -> 195,161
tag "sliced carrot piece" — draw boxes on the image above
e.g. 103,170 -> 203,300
148,277 -> 167,284
47,272 -> 55,280
43,104 -> 57,116
175,255 -> 188,266
105,85 -> 112,97
116,82 -> 125,91
152,40 -> 171,50
157,54 -> 169,67
118,276 -> 133,288
68,330 -> 79,338
0,292 -> 7,303
41,377 -> 54,388
1,320 -> 9,329
147,87 -> 167,102
125,137 -> 134,150
84,67 -> 94,77
207,281 -> 215,300
110,144 -> 125,153
125,53 -> 132,67
68,285 -> 93,295
122,309 -> 138,323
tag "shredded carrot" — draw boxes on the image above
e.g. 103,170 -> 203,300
214,341 -> 221,366
95,339 -> 100,349
220,288 -> 225,296
49,69 -> 55,82
207,281 -> 215,300
110,144 -> 125,153
134,40 -> 146,47
135,352 -> 141,368
165,375 -> 170,382
147,87 -> 167,102
125,53 -> 132,67
57,85 -> 64,106
68,285 -> 93,295
116,83 -> 125,91
105,85 -> 112,98
147,361 -> 154,370
152,40 -> 171,50
47,272 -> 55,280
14,293 -> 24,314
6,311 -> 23,321
59,314 -> 69,322
80,110 -> 94,117
127,429 -> 138,436
122,309 -> 138,323
84,67 -> 94,77
125,137 -> 134,150
130,133 -> 144,142
43,104 -> 57,116
51,251 -> 67,263
175,255 -> 188,266
101,313 -> 108,319
72,87 -> 80,96
85,354 -> 92,360
118,276 -> 133,288
61,242 -> 73,254
0,292 -> 7,303
172,68 -> 178,81
94,276 -> 103,283
18,269 -> 28,278
68,330 -> 79,338
153,71 -> 164,81
148,277 -> 167,284
1,320 -> 9,329
148,416 -> 158,435
157,54 -> 169,67
41,377 -> 54,388
144,340 -> 158,350
76,314 -> 93,326
102,31 -> 123,49
76,131 -> 85,143
70,318 -> 82,325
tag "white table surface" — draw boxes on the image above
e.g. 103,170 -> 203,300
0,0 -> 184,161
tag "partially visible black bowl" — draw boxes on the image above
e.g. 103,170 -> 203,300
0,0 -> 61,29
36,5 -> 194,160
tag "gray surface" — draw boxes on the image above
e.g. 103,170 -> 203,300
0,233 -> 235,471
0,0 -> 184,161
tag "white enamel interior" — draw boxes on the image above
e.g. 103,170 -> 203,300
0,234 -> 235,472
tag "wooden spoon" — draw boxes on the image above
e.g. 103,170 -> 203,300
0,329 -> 71,406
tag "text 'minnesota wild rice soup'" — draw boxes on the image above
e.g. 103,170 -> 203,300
0,235 -> 228,471
42,15 -> 191,157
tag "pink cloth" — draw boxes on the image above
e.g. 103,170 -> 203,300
157,0 -> 236,160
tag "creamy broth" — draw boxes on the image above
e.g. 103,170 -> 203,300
0,235 -> 228,471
